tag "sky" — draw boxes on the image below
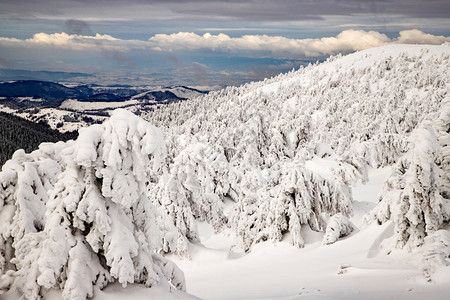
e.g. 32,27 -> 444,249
0,0 -> 449,87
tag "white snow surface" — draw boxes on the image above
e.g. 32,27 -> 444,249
171,167 -> 450,300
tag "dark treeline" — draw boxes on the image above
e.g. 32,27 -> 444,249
0,111 -> 77,167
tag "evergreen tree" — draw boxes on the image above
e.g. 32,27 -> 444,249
0,109 -> 185,299
369,106 -> 450,250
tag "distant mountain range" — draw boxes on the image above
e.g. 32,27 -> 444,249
0,69 -> 91,82
0,80 -> 94,105
0,80 -> 207,105
0,80 -> 208,132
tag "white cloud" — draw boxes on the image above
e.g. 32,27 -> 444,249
395,29 -> 450,44
0,30 -> 449,58
149,29 -> 450,57
148,30 -> 391,56
0,32 -> 147,52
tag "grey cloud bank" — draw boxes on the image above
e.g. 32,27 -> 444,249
1,0 -> 449,21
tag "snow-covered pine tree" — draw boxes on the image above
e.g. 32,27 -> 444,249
152,142 -> 229,241
0,109 -> 185,300
230,160 -> 353,251
435,100 -> 450,202
369,103 -> 450,251
420,101 -> 450,281
0,143 -> 65,299
421,229 -> 450,282
322,213 -> 354,245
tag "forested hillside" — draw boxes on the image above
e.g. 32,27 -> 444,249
0,44 -> 449,300
144,44 -> 449,251
0,111 -> 77,166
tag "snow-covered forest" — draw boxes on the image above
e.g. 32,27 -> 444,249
1,44 -> 449,299
145,43 -> 450,252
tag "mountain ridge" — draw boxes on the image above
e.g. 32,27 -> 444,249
0,81 -> 209,132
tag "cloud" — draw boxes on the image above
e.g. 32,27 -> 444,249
396,29 -> 450,44
29,32 -> 117,50
0,29 -> 449,60
0,32 -> 146,52
2,0 -> 450,22
2,1 -> 448,48
149,30 -> 450,57
0,31 -> 142,68
64,19 -> 93,36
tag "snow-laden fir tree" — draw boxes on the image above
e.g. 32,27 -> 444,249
421,229 -> 450,282
230,160 -> 353,251
369,102 -> 450,253
0,109 -> 185,300
150,142 -> 230,244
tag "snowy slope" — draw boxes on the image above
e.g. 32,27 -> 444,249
170,167 -> 450,300
60,99 -> 141,110
144,43 -> 449,248
1,44 -> 449,300
144,44 -> 450,298
147,44 -> 448,169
